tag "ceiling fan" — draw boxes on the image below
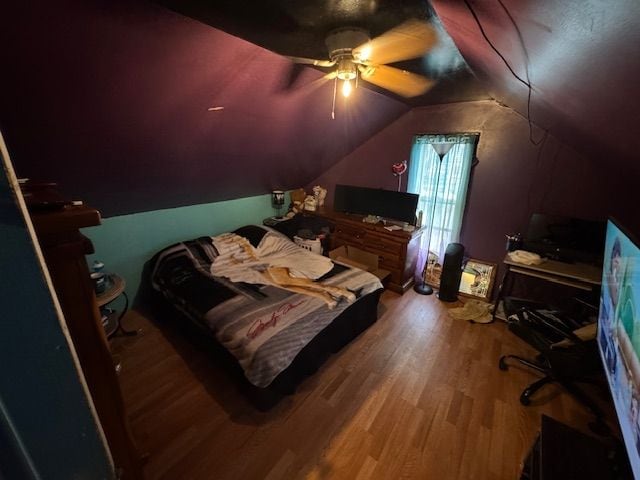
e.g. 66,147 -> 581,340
287,19 -> 438,100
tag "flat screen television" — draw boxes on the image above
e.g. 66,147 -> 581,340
523,213 -> 606,264
333,184 -> 419,225
597,218 -> 640,478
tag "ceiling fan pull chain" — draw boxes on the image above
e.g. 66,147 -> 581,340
331,76 -> 337,119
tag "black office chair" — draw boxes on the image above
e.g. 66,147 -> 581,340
498,297 -> 608,433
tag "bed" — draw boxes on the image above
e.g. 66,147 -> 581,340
149,225 -> 383,409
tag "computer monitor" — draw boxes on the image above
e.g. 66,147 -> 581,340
524,213 -> 606,264
597,218 -> 640,478
333,184 -> 419,225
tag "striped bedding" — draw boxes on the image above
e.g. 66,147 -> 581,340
151,225 -> 383,388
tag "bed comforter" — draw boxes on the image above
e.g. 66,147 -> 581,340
151,226 -> 383,388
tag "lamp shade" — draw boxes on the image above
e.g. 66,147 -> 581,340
271,190 -> 285,207
431,142 -> 453,159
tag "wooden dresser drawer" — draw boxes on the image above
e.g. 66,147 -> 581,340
333,232 -> 364,248
379,254 -> 403,272
363,244 -> 401,266
362,233 -> 404,256
334,222 -> 366,239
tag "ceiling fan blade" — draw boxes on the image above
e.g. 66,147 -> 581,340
359,64 -> 435,98
290,76 -> 331,94
353,19 -> 437,65
283,70 -> 337,95
286,56 -> 335,68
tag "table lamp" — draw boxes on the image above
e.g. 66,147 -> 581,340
271,190 -> 285,218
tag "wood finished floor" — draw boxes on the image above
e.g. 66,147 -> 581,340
112,290 -> 607,479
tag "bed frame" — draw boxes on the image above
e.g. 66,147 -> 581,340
150,287 -> 381,410
140,225 -> 383,410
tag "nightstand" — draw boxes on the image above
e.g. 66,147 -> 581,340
263,216 -> 290,227
96,274 -> 138,338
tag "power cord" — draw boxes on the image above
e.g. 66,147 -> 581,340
463,0 -> 545,145
496,0 -> 545,146
525,130 -> 549,223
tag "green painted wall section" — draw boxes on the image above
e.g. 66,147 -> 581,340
83,193 -> 286,300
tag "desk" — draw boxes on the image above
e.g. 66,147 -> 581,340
493,255 -> 602,321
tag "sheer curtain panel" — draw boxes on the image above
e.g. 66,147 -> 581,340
407,133 -> 478,282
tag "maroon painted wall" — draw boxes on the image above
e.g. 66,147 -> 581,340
308,100 -> 626,265
2,0 -> 637,243
431,0 -> 640,177
0,0 -> 407,217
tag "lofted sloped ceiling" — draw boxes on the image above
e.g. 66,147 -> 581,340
153,0 -> 490,106
4,0 -> 634,219
0,0 -> 422,216
153,0 -> 640,169
430,0 -> 640,170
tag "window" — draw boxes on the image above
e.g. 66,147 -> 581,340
407,133 -> 478,279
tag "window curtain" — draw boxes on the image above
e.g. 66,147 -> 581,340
407,133 -> 478,281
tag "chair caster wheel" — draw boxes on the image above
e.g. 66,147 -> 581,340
499,356 -> 509,371
520,391 -> 531,406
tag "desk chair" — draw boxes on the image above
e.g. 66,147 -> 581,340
499,297 -> 608,433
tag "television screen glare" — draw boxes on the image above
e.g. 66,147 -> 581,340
598,219 -> 640,477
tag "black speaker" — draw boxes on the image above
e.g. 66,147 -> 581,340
438,243 -> 465,302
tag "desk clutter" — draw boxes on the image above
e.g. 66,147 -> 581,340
507,249 -> 543,265
492,252 -> 602,322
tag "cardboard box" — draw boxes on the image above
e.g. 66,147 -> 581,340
329,245 -> 391,283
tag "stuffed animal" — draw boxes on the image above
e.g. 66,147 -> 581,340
290,201 -> 304,215
312,185 -> 327,207
304,195 -> 317,211
289,188 -> 307,206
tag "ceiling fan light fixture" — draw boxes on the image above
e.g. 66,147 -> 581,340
336,57 -> 357,81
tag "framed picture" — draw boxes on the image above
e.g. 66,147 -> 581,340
459,259 -> 497,301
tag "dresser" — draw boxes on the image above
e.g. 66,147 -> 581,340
312,208 -> 423,294
31,204 -> 143,479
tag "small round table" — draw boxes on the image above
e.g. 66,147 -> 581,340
96,274 -> 138,338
